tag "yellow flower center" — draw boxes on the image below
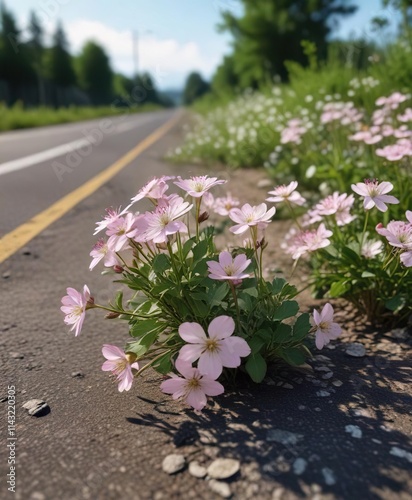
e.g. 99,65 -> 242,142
187,378 -> 201,389
205,338 -> 219,352
319,321 -> 329,331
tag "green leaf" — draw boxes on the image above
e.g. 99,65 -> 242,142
385,294 -> 406,312
130,319 -> 164,338
152,352 -> 173,374
272,277 -> 286,294
152,254 -> 170,275
272,300 -> 299,320
273,323 -> 292,343
245,353 -> 267,383
192,239 -> 209,263
329,280 -> 350,297
125,342 -> 147,357
115,291 -> 123,310
293,313 -> 311,340
182,238 -> 195,258
361,271 -> 375,278
248,334 -> 266,355
207,283 -> 229,306
281,347 -> 306,366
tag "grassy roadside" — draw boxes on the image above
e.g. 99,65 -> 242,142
0,102 -> 165,132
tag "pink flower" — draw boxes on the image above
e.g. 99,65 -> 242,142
266,181 -> 306,206
177,316 -> 251,379
376,92 -> 407,109
307,192 -> 355,226
89,239 -> 120,270
361,239 -> 383,259
174,176 -> 226,198
283,224 -> 333,260
61,285 -> 91,336
101,345 -> 139,392
160,359 -> 224,411
351,180 -> 399,212
400,251 -> 412,267
311,303 -> 342,350
229,203 -> 276,234
376,221 -> 412,249
94,207 -> 122,235
106,212 -> 139,252
141,196 -> 192,243
214,193 -> 240,216
207,251 -> 251,281
397,108 -> 412,122
124,177 -> 171,212
376,143 -> 412,161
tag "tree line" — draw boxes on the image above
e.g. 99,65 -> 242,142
0,3 -> 171,108
183,0 -> 412,102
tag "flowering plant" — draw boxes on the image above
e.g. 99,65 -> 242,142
277,179 -> 412,326
61,176 -> 338,410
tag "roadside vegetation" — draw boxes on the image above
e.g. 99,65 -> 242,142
172,0 -> 412,326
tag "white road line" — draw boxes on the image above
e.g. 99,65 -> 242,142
0,115 -> 158,176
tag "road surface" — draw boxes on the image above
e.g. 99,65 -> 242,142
0,110 -> 411,500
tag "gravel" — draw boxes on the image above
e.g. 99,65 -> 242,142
207,458 -> 240,480
346,343 -> 366,358
161,454 -> 186,475
22,399 -> 50,417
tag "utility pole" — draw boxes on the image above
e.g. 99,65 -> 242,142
132,30 -> 138,81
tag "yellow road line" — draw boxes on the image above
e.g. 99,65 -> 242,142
0,112 -> 181,264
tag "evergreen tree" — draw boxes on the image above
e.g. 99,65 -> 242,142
183,72 -> 210,105
44,22 -> 76,87
217,0 -> 357,87
76,41 -> 113,104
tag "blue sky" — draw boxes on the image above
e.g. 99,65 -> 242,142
11,0 -> 399,89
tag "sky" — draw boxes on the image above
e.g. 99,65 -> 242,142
11,0 -> 400,90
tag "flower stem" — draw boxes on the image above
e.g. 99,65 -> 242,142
229,281 -> 242,334
359,210 -> 370,252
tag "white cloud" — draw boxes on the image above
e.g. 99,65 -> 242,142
64,20 -> 221,88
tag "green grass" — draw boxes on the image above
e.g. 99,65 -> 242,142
0,102 -> 164,132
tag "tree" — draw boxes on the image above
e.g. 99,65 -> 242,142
44,22 -> 76,87
217,0 -> 357,86
183,72 -> 210,105
212,55 -> 239,96
76,41 -> 113,104
0,3 -> 34,92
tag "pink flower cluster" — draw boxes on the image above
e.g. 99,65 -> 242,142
280,118 -> 308,145
283,224 -> 333,260
161,316 -> 251,410
321,102 -> 363,125
376,211 -> 412,267
307,192 -> 355,226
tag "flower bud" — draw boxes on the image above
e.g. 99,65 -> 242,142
105,311 -> 120,319
198,211 -> 209,223
86,296 -> 95,309
156,242 -> 167,250
113,265 -> 124,274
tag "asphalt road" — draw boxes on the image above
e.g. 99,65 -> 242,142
0,111 -> 411,500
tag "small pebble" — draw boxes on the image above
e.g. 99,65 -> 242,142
10,352 -> 24,359
188,461 -> 207,479
267,429 -> 303,445
346,343 -> 366,358
22,399 -> 50,417
207,458 -> 240,479
332,380 -> 343,387
345,425 -> 362,438
2,271 -> 10,279
162,454 -> 186,475
316,390 -> 330,397
71,372 -> 84,378
293,458 -> 307,475
208,479 -> 232,498
322,372 -> 333,380
322,467 -> 336,485
390,447 -> 412,463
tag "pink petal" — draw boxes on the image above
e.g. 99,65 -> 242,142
208,315 -> 235,340
102,360 -> 117,371
315,332 -> 328,350
329,323 -> 342,339
363,197 -> 375,210
222,336 -> 251,360
102,344 -> 124,360
179,322 -> 207,343
379,195 -> 399,205
160,377 -> 186,397
378,181 -> 394,194
313,309 -> 321,325
175,358 -> 197,379
321,303 -> 334,323
229,208 -> 245,224
178,344 -> 205,363
373,198 -> 388,212
230,223 -> 249,234
198,351 -> 223,379
185,388 -> 207,410
351,183 -> 367,196
200,378 -> 225,396
218,251 -> 233,268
